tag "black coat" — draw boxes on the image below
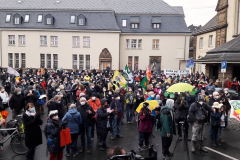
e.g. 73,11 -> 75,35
96,106 -> 111,136
174,101 -> 189,120
24,90 -> 39,107
71,84 -> 78,101
77,104 -> 95,128
9,93 -> 25,111
47,101 -> 64,120
209,97 -> 220,106
23,113 -> 43,148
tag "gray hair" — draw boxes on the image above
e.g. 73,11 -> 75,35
80,97 -> 86,101
53,95 -> 61,100
213,91 -> 219,96
69,104 -> 76,109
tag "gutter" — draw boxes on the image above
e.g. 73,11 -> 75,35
179,34 -> 187,70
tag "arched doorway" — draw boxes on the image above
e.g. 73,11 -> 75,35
99,48 -> 112,70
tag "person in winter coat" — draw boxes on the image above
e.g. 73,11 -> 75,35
47,110 -> 65,160
138,102 -> 152,150
210,102 -> 223,147
23,103 -> 43,160
9,88 -> 25,119
71,80 -> 80,103
77,97 -> 95,154
205,79 -> 215,95
76,84 -> 86,101
4,80 -> 11,95
24,86 -> 39,109
62,104 -> 82,157
64,81 -> 72,104
96,99 -> 114,151
88,93 -> 101,139
0,87 -> 9,109
47,95 -> 64,120
154,83 -> 162,100
125,88 -> 136,124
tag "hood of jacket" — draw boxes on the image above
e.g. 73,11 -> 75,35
100,98 -> 108,106
68,108 -> 78,114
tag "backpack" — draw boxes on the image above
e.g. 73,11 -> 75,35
195,106 -> 207,123
155,108 -> 168,130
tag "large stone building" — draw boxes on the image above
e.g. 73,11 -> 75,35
194,0 -> 240,80
0,0 -> 190,70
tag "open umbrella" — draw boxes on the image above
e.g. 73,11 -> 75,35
166,83 -> 194,93
136,100 -> 159,113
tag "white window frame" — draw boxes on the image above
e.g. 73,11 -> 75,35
152,39 -> 159,49
21,53 -> 26,68
46,18 -> 52,25
37,15 -> 43,23
47,54 -> 51,69
131,23 -> 138,29
153,23 -> 160,29
200,37 -> 203,49
8,35 -> 15,45
73,54 -> 77,69
126,39 -> 130,49
6,15 -> 11,22
70,15 -> 75,24
122,20 -> 127,27
138,39 -> 142,49
131,39 -> 137,49
83,37 -> 90,47
8,53 -> 13,67
14,17 -> 20,24
15,53 -> 19,68
40,54 -> 45,68
53,54 -> 58,69
209,35 -> 213,47
40,36 -> 47,46
86,55 -> 90,70
79,18 -> 84,26
19,35 -> 25,46
51,36 -> 58,46
79,55 -> 84,70
72,36 -> 80,47
24,15 -> 30,23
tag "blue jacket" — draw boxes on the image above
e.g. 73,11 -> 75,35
147,96 -> 157,116
205,84 -> 215,95
210,111 -> 222,126
62,108 -> 82,134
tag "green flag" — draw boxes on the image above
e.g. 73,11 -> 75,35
125,65 -> 131,74
140,77 -> 149,90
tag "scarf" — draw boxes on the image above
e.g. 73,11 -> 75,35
25,110 -> 36,117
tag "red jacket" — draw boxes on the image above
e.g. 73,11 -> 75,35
88,98 -> 101,118
224,80 -> 231,89
41,81 -> 46,90
139,109 -> 152,132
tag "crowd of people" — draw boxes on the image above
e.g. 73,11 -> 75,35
0,67 -> 235,160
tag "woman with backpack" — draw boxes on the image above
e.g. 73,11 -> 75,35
61,104 -> 82,157
47,110 -> 64,160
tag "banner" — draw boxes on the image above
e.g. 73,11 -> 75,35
146,65 -> 151,82
229,100 -> 240,122
164,69 -> 191,77
7,66 -> 20,77
124,65 -> 133,83
112,70 -> 128,89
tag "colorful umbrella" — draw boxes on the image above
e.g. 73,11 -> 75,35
166,83 -> 194,93
136,100 -> 159,113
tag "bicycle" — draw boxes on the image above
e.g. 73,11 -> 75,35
15,114 -> 24,133
0,119 -> 27,155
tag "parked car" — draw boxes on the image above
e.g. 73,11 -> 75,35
215,88 -> 239,100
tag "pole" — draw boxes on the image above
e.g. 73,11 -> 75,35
222,72 -> 224,88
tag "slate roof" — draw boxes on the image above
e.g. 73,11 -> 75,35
194,15 -> 218,34
0,0 -> 183,15
0,11 -> 120,31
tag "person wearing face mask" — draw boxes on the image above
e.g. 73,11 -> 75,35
88,93 -> 101,139
62,104 -> 82,157
106,90 -> 113,105
47,95 -> 64,120
100,87 -> 107,99
0,87 -> 9,110
209,91 -> 220,106
24,86 -> 39,109
9,88 -> 25,119
205,79 -> 215,95
76,84 -> 86,101
138,102 -> 152,150
77,97 -> 95,154
188,95 -> 209,153
64,81 -> 72,104
84,73 -> 90,83
86,83 -> 97,100
96,99 -> 114,151
174,94 -> 189,140
221,88 -> 231,130
154,84 -> 162,100
110,93 -> 123,140
23,103 -> 43,160
4,79 -> 12,95
125,87 -> 136,124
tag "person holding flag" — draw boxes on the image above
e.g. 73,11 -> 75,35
146,65 -> 151,82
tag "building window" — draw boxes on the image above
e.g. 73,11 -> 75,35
40,36 -> 47,46
8,53 -> 13,67
134,56 -> 139,71
45,14 -> 54,25
73,54 -> 77,69
51,36 -> 58,46
47,18 -> 52,24
79,18 -> 84,25
47,54 -> 51,69
15,53 -> 19,68
14,17 -> 20,24
138,39 -> 142,49
72,36 -> 80,47
131,23 -> 138,29
126,39 -> 130,49
209,35 -> 213,47
83,37 -> 90,47
86,55 -> 90,69
122,20 -> 127,27
24,15 -> 30,23
78,15 -> 86,26
131,39 -> 137,49
19,35 -> 25,46
53,54 -> 58,69
21,53 -> 26,68
8,35 -> 15,45
6,15 -> 11,22
70,15 -> 76,24
153,23 -> 160,29
200,37 -> 203,49
37,15 -> 43,23
40,54 -> 45,68
128,56 -> 133,70
79,55 -> 84,70
152,39 -> 159,49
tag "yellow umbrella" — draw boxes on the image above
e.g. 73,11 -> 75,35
166,83 -> 194,93
136,100 -> 159,113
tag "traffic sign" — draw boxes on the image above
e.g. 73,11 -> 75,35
221,61 -> 227,73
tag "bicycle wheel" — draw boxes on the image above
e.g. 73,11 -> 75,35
10,132 -> 27,155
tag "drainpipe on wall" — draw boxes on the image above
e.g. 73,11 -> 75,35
179,34 -> 187,70
118,33 -> 120,70
0,29 -> 2,67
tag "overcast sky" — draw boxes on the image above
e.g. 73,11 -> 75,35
164,0 -> 218,27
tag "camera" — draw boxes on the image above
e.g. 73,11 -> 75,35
107,145 -> 157,160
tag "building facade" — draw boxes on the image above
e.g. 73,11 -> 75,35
0,0 -> 190,71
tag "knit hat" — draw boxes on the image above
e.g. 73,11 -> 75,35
49,110 -> 58,117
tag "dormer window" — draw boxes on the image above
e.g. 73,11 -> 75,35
45,14 -> 54,25
37,15 -> 43,23
6,15 -> 11,22
152,17 -> 161,29
13,14 -> 22,25
130,17 -> 139,29
70,15 -> 75,24
77,15 -> 86,26
15,17 -> 20,24
24,15 -> 30,23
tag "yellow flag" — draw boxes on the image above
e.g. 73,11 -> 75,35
113,70 -> 127,88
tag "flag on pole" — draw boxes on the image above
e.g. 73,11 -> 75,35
229,100 -> 240,122
124,65 -> 133,83
140,77 -> 149,90
146,65 -> 151,82
7,66 -> 20,76
113,70 -> 128,89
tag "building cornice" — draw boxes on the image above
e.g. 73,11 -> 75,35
121,33 -> 192,36
193,23 -> 228,36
